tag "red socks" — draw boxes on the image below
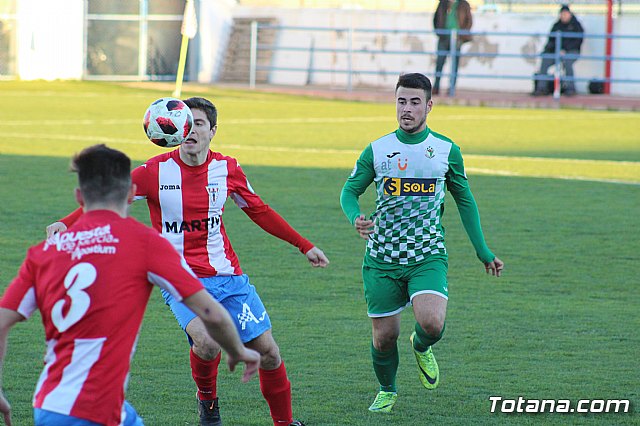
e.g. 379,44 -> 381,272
259,361 -> 293,426
191,350 -> 293,425
190,348 -> 221,401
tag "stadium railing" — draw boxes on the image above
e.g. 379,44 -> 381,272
248,23 -> 640,98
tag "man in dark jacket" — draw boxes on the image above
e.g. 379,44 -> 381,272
534,5 -> 584,96
433,0 -> 473,95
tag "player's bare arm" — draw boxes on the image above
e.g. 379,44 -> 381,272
354,214 -> 374,240
305,247 -> 329,267
484,256 -> 504,277
0,309 -> 26,426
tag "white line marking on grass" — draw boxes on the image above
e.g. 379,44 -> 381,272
5,133 -> 639,185
220,143 -> 362,155
2,112 -> 636,127
465,154 -> 640,167
4,133 -> 145,145
466,168 -> 640,185
4,119 -> 141,126
219,144 -> 640,168
2,117 -> 392,126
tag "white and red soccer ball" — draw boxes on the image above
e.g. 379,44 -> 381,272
143,97 -> 193,147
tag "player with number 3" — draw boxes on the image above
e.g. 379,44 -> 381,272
0,145 -> 260,426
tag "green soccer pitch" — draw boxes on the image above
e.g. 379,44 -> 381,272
0,81 -> 638,425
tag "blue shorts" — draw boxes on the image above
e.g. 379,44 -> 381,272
34,401 -> 143,425
162,274 -> 272,344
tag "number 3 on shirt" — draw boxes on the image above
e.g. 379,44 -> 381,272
51,263 -> 97,333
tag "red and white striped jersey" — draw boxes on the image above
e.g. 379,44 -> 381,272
1,210 -> 204,426
130,150 -> 313,277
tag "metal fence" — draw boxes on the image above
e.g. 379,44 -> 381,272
249,23 -> 640,98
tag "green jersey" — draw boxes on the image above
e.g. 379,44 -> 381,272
341,126 -> 494,265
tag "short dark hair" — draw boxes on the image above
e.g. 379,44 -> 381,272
70,144 -> 131,206
396,73 -> 432,100
184,97 -> 217,129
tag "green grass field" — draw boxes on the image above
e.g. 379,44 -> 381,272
0,81 -> 638,425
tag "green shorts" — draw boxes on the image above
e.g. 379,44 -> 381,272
362,254 -> 448,317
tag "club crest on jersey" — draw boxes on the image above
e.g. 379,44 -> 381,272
426,146 -> 435,158
206,183 -> 219,202
383,177 -> 437,196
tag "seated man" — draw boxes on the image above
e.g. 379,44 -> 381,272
533,4 -> 584,96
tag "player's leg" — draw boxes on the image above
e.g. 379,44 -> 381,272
363,262 -> 408,413
368,315 -> 401,413
185,317 -> 223,426
219,274 -> 302,426
161,287 -> 222,426
407,257 -> 448,390
245,330 -> 298,426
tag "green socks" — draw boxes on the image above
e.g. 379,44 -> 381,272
371,342 -> 399,393
412,322 -> 446,352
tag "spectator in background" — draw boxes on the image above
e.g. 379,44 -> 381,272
433,0 -> 473,96
533,4 -> 584,96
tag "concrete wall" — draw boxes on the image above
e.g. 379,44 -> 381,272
9,0 -> 639,96
229,6 -> 640,96
197,0 -> 235,82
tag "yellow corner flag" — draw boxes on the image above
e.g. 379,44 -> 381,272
173,0 -> 198,97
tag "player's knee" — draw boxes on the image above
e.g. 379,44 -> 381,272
417,318 -> 444,338
258,343 -> 281,370
190,334 -> 221,360
373,330 -> 400,351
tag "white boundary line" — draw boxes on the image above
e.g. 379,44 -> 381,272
465,168 -> 640,185
3,133 -> 638,185
1,112 -> 637,126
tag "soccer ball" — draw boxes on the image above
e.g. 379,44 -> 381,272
143,97 -> 193,147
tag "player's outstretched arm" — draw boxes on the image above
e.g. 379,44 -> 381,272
0,309 -> 25,426
45,222 -> 67,238
305,247 -> 329,267
45,207 -> 84,238
484,256 -> 504,277
183,291 -> 260,382
0,392 -> 10,426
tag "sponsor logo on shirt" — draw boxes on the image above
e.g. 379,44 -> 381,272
397,158 -> 409,171
383,177 -> 437,196
160,184 -> 181,190
164,216 -> 221,233
44,225 -> 118,260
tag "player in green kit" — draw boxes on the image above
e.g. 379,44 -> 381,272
340,73 -> 504,413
